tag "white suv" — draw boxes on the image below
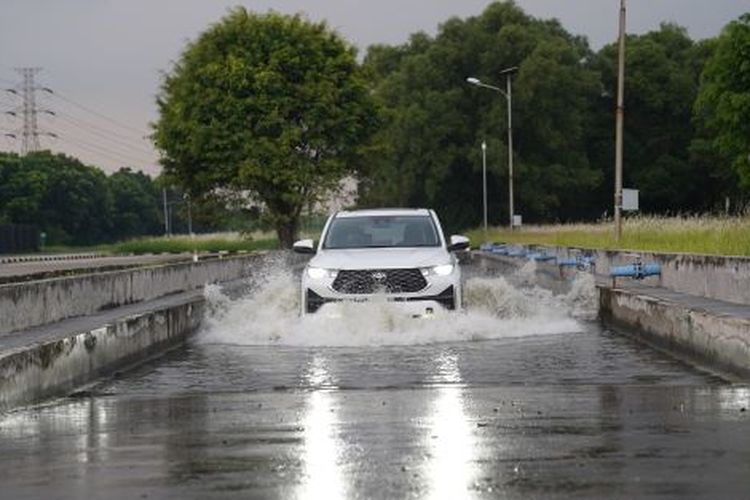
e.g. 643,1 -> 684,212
293,208 -> 469,317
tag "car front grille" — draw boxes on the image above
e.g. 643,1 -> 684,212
331,269 -> 428,294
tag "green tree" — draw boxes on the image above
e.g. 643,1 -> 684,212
0,151 -> 114,245
360,2 -> 602,229
588,24 -> 721,213
108,168 -> 162,240
695,13 -> 750,192
154,8 -> 378,247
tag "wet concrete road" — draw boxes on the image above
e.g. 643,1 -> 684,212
2,320 -> 749,499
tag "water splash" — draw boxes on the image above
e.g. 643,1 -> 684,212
198,265 -> 597,348
515,260 -> 538,287
564,272 -> 599,320
462,276 -> 534,318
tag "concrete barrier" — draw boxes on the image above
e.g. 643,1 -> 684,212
474,249 -> 750,379
531,246 -> 750,306
0,253 -> 265,336
0,251 -> 308,411
0,291 -> 204,411
599,287 -> 750,380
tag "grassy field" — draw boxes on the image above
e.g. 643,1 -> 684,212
467,215 -> 750,257
100,232 -> 278,255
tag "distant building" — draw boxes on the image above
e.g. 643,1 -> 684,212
316,176 -> 358,213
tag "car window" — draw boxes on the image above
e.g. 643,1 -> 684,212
324,215 -> 440,249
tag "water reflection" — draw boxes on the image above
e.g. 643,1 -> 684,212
303,354 -> 337,389
425,351 -> 477,500
297,355 -> 346,500
719,386 -> 750,412
0,398 -> 117,496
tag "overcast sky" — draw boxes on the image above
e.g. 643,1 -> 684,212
1,0 -> 747,174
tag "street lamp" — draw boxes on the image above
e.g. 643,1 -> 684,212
481,141 -> 488,235
467,66 -> 518,231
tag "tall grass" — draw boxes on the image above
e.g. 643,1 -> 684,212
101,233 -> 278,254
468,215 -> 750,256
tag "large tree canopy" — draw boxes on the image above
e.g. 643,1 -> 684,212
359,2 -> 603,230
109,168 -> 163,240
0,152 -> 164,245
695,13 -> 750,191
359,2 -> 740,228
0,151 -> 113,244
154,8 -> 378,247
592,24 -> 723,213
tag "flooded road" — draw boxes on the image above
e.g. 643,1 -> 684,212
1,266 -> 749,499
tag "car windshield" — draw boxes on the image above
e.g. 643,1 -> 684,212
324,215 -> 440,249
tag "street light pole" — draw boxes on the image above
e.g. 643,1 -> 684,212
501,68 -> 516,231
162,187 -> 169,237
614,0 -> 627,241
467,67 -> 518,232
186,194 -> 193,236
482,141 -> 488,235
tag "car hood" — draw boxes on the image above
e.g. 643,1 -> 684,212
310,247 -> 450,270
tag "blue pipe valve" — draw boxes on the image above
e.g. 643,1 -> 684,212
527,252 -> 555,262
557,255 -> 596,270
609,262 -> 661,280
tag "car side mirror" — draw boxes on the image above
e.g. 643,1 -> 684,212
293,239 -> 316,254
448,235 -> 470,252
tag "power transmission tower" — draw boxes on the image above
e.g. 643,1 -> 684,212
4,67 -> 55,154
18,67 -> 42,154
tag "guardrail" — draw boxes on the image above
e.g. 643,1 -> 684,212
0,252 -> 105,264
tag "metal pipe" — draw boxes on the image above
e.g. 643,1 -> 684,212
609,263 -> 661,279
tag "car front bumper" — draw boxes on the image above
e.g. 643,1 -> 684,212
305,285 -> 457,315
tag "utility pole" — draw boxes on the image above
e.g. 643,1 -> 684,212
614,0 -> 627,241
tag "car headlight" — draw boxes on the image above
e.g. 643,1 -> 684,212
307,267 -> 337,280
421,264 -> 454,277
